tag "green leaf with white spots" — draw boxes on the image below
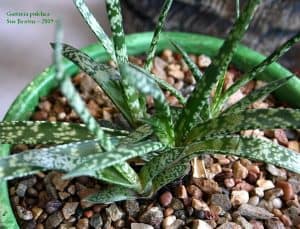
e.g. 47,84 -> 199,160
118,124 -> 153,145
73,0 -> 116,62
106,0 -> 146,123
139,148 -> 182,190
86,185 -> 139,204
171,40 -> 202,82
224,76 -> 293,114
186,108 -> 300,143
152,161 -> 190,193
183,136 -> 300,174
175,0 -> 260,143
53,43 -> 135,125
144,0 -> 173,70
120,63 -> 175,146
0,121 -> 127,145
0,140 -> 101,180
53,30 -> 140,188
64,140 -> 165,179
216,31 -> 300,114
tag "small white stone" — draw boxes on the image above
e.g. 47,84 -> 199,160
257,179 -> 275,191
192,219 -> 213,229
248,196 -> 260,206
131,223 -> 154,229
231,190 -> 249,207
162,215 -> 176,228
272,198 -> 283,209
254,187 -> 265,198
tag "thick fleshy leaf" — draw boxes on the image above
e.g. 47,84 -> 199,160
0,140 -> 101,180
144,0 -> 173,70
0,121 -> 127,145
73,0 -> 116,62
171,41 -> 202,82
106,0 -> 146,122
236,0 -> 240,18
120,63 -> 175,145
52,43 -> 134,124
64,140 -> 165,179
139,148 -> 182,190
118,124 -> 153,145
86,185 -> 138,204
216,31 -> 300,114
183,136 -> 300,174
152,162 -> 190,193
175,0 -> 260,142
186,108 -> 300,143
224,76 -> 293,114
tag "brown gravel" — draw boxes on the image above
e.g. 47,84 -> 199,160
8,50 -> 300,228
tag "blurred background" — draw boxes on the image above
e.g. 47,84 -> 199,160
1,0 -> 299,119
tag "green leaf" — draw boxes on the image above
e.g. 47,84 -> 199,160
0,121 -> 127,145
224,76 -> 293,114
54,43 -> 134,124
120,63 -> 175,146
152,162 -> 189,193
183,136 -> 300,174
186,108 -> 300,143
216,31 -> 300,114
73,0 -> 116,62
236,0 -> 240,18
64,140 -> 165,179
139,148 -> 182,190
0,140 -> 101,180
171,40 -> 202,82
86,185 -> 138,204
118,124 -> 153,145
106,0 -> 146,123
175,0 -> 260,142
144,0 -> 173,70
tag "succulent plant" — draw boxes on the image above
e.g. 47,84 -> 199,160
1,0 -> 300,204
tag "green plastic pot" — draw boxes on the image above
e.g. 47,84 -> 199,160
1,32 -> 299,228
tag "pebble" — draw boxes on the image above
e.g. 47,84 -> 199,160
159,191 -> 173,207
51,172 -> 70,192
279,214 -> 292,227
248,196 -> 259,206
192,219 -> 212,229
283,206 -> 300,225
233,161 -> 248,179
105,203 -> 125,222
45,211 -> 64,229
254,187 -> 264,198
231,190 -> 249,206
170,198 -> 184,210
186,184 -> 202,199
210,194 -> 231,211
272,198 -> 283,209
164,207 -> 174,217
274,129 -> 289,146
124,200 -> 140,217
235,216 -> 252,229
193,178 -> 220,194
266,164 -> 287,178
265,218 -> 285,229
192,198 -> 210,211
162,215 -> 176,228
288,140 -> 300,152
276,180 -> 294,201
62,202 -> 79,220
238,204 -> 274,219
16,183 -> 28,197
250,220 -> 264,229
256,179 -> 275,191
224,178 -> 235,188
45,200 -> 62,214
89,213 -> 103,229
174,209 -> 186,220
217,222 -> 242,229
32,207 -> 43,220
176,185 -> 188,199
76,218 -> 89,229
169,219 -> 185,229
58,192 -> 70,200
197,55 -> 211,68
16,206 -> 33,221
131,223 -> 154,229
288,175 -> 300,193
83,210 -> 93,218
139,206 -> 163,227
264,188 -> 283,200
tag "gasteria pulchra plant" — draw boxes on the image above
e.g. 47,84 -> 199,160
1,0 -> 300,204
